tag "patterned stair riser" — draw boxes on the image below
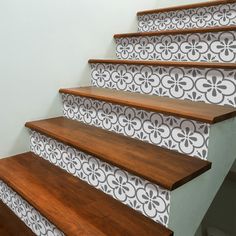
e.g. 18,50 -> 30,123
90,63 -> 236,107
0,181 -> 64,236
62,94 -> 210,159
29,131 -> 171,227
138,2 -> 236,32
115,30 -> 236,62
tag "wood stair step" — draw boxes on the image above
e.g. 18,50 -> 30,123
0,152 -> 173,236
89,59 -> 236,69
25,117 -> 211,190
0,200 -> 34,236
137,0 -> 235,16
59,86 -> 236,124
114,25 -> 236,38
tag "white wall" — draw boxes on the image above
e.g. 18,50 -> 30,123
0,0 -> 210,157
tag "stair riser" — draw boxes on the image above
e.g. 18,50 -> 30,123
138,2 -> 236,32
169,117 -> 236,236
90,63 -> 236,107
115,30 -> 236,62
61,93 -> 210,159
29,131 -> 171,227
0,181 -> 64,236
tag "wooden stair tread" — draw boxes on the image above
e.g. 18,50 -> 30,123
0,153 -> 173,236
114,25 -> 236,38
59,86 -> 236,124
0,200 -> 34,236
25,117 -> 211,190
89,59 -> 236,69
137,0 -> 236,16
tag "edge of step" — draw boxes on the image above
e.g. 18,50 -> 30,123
59,86 -> 236,124
114,25 -> 236,38
0,152 -> 174,236
25,117 -> 212,190
137,0 -> 236,16
88,59 -> 236,69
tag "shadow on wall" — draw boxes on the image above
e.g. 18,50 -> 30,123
199,174 -> 236,236
231,160 -> 236,172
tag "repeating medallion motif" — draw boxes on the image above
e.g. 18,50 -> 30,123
90,63 -> 236,107
62,94 -> 209,159
115,31 -> 236,63
30,131 -> 171,226
138,3 -> 236,32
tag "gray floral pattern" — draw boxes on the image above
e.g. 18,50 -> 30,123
90,63 -> 236,107
29,131 -> 171,226
0,181 -> 64,236
138,2 -> 236,32
61,94 -> 209,159
115,31 -> 236,62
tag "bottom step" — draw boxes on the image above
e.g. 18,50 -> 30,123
0,200 -> 34,236
0,152 -> 173,236
0,180 -> 64,236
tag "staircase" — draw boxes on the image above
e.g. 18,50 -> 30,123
1,1 -> 236,235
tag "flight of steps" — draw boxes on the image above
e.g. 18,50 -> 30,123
1,1 -> 236,235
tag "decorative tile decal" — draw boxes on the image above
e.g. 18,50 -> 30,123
115,31 -> 236,62
29,131 -> 171,227
138,2 -> 236,32
0,181 -> 64,236
90,63 -> 236,107
61,94 -> 209,159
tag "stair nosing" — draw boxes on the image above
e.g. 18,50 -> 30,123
114,25 -> 236,38
137,0 -> 236,16
59,87 -> 236,124
88,59 -> 236,69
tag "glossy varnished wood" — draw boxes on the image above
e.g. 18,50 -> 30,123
88,59 -> 236,69
114,25 -> 236,38
137,0 -> 236,16
0,200 -> 34,236
59,87 -> 236,124
26,117 -> 211,190
0,153 -> 173,236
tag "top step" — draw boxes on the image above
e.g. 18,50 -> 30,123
137,0 -> 236,32
0,152 -> 173,236
137,0 -> 236,16
59,86 -> 236,124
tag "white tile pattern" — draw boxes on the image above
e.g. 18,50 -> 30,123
115,31 -> 236,62
30,131 -> 171,226
90,63 -> 236,107
138,2 -> 236,32
0,181 -> 64,236
62,94 -> 210,159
